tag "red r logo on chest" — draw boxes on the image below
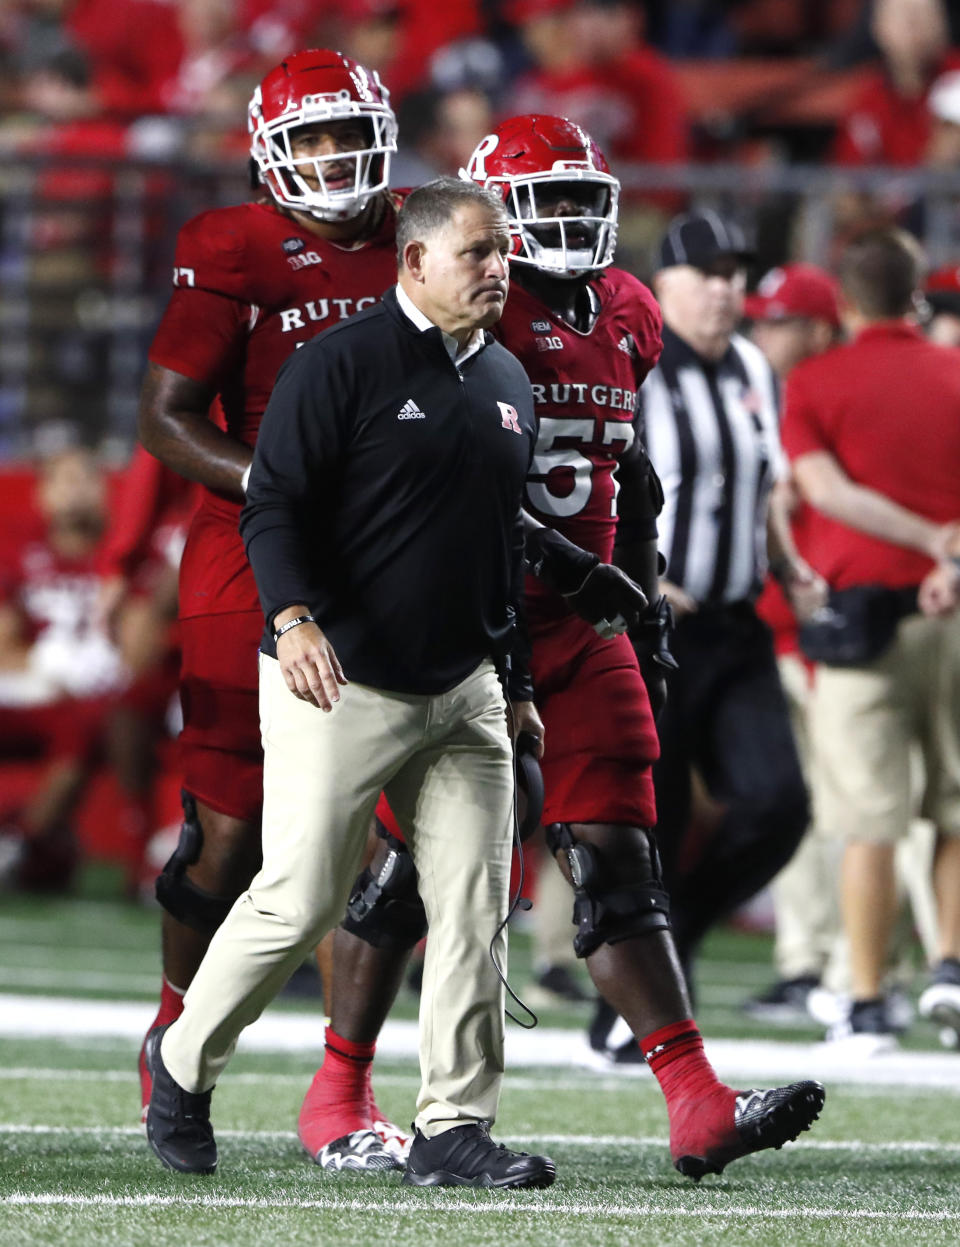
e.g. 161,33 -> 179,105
497,402 -> 522,434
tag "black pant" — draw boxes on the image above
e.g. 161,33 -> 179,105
653,601 -> 808,976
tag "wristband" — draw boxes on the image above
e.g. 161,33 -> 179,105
273,614 -> 315,644
240,463 -> 252,494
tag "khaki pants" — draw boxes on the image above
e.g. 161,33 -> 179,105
771,653 -> 846,986
162,655 -> 515,1137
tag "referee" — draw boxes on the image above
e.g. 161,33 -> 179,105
144,177 -> 555,1189
642,212 -> 813,987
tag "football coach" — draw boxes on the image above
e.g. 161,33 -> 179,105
144,177 -> 557,1189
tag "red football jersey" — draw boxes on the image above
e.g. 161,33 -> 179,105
493,269 -> 662,628
97,444 -> 199,589
832,52 -> 960,167
148,197 -> 401,619
0,535 -> 129,701
1,538 -> 101,644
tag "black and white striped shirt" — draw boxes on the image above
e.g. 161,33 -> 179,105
641,325 -> 785,606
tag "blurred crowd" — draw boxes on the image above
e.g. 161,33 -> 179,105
6,1 -> 960,245
7,1 -> 960,178
7,1 -> 960,450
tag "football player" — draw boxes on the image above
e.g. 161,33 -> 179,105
313,115 -> 827,1181
137,48 -> 411,1173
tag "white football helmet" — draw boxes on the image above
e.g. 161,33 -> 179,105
248,48 -> 397,223
463,114 -> 619,278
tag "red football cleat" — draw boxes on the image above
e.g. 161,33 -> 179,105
671,1081 -> 826,1180
369,1108 -> 412,1162
298,1070 -> 402,1171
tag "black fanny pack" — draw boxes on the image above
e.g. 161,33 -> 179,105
798,584 -> 919,667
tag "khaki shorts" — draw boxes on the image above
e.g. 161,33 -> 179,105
810,611 -> 960,844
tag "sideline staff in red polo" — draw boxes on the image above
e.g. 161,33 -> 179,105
144,177 -> 557,1189
783,227 -> 960,1049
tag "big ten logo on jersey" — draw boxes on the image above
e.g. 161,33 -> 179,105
173,267 -> 195,287
279,297 -> 379,334
531,320 -> 563,352
286,250 -> 323,272
526,416 -> 635,518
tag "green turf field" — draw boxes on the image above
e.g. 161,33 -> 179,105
2,866 -> 959,1246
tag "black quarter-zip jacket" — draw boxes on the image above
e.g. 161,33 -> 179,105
240,285 -> 536,698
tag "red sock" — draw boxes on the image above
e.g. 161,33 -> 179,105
142,975 -> 185,1045
641,1020 -> 720,1105
139,977 -> 186,1114
298,1026 -> 376,1152
640,1020 -> 738,1161
156,976 -> 186,1028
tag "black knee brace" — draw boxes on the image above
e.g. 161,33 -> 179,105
154,791 -> 242,935
340,824 -> 427,950
545,822 -> 672,958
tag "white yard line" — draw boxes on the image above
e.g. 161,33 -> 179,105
0,942 -> 153,960
0,968 -> 159,991
0,906 -> 131,933
2,1192 -> 959,1220
3,993 -> 960,1088
0,1066 -> 945,1097
2,1123 -> 960,1153
0,1068 -> 580,1093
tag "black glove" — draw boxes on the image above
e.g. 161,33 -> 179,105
525,525 -> 647,636
630,595 -> 678,723
565,562 -> 649,638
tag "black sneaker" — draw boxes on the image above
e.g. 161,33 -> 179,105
145,1023 -> 218,1175
402,1122 -> 556,1189
530,963 -> 592,1006
588,999 -> 617,1051
919,958 -> 960,1048
850,996 -> 905,1034
599,1039 -> 646,1066
586,1000 -> 645,1066
743,975 -> 820,1025
826,997 -> 898,1054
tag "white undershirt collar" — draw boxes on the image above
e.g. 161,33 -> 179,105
395,283 -> 486,366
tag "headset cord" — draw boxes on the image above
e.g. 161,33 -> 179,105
487,696 -> 539,1030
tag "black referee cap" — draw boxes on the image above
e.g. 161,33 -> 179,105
657,211 -> 754,272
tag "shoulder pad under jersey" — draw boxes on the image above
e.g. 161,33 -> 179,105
169,206 -> 254,300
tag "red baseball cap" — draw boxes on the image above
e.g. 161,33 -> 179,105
925,264 -> 960,315
744,263 -> 841,328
